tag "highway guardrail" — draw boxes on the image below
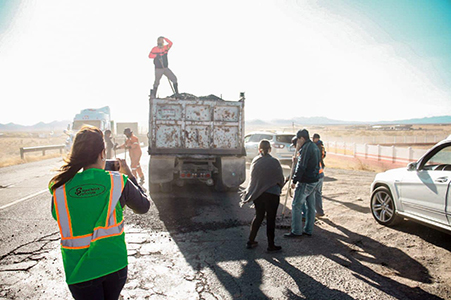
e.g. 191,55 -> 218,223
20,144 -> 65,159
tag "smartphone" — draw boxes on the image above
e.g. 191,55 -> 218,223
105,159 -> 120,171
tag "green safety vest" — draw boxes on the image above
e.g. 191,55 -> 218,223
51,168 -> 128,285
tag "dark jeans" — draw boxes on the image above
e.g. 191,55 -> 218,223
249,192 -> 280,247
68,266 -> 127,300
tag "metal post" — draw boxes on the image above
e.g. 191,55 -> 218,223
392,145 -> 396,163
377,145 -> 381,161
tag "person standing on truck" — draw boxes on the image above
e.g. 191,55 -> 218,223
284,129 -> 321,238
241,139 -> 285,252
116,128 -> 145,185
49,125 -> 150,300
148,36 -> 179,97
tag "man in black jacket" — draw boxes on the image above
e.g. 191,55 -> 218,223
284,129 -> 321,238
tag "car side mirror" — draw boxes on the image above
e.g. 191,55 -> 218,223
407,162 -> 418,171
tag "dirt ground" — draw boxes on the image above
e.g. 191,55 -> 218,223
0,132 -> 66,167
315,168 -> 451,299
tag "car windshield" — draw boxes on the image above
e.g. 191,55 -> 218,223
276,135 -> 295,144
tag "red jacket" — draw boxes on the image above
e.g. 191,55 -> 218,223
148,38 -> 173,68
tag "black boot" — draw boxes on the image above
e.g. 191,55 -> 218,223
151,86 -> 158,98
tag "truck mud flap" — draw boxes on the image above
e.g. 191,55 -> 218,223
149,156 -> 175,184
219,157 -> 246,189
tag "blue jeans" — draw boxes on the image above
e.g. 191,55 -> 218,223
68,266 -> 127,300
315,176 -> 324,215
291,181 -> 318,235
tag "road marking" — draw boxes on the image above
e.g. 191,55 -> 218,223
0,189 -> 48,210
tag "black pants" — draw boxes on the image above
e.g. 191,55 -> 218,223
249,192 -> 280,247
68,266 -> 127,300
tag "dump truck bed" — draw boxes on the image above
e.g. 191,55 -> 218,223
148,97 -> 245,155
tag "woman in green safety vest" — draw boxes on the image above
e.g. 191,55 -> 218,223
49,125 -> 150,300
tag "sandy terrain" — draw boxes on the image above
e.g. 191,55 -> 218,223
314,168 -> 451,299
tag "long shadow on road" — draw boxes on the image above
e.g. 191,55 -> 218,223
146,183 -> 440,299
319,218 -> 439,299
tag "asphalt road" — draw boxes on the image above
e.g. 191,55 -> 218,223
0,151 -> 450,299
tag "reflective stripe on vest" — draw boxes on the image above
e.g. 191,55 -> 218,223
54,171 -> 125,249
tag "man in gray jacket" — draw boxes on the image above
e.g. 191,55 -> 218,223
285,129 -> 321,238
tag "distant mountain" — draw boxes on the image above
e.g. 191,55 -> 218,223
246,115 -> 451,126
2,115 -> 450,132
246,119 -> 270,126
377,116 -> 451,125
271,116 -> 349,125
0,120 -> 70,132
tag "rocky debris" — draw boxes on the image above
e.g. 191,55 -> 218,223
166,93 -> 224,101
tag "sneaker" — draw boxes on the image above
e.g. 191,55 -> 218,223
246,241 -> 258,249
139,177 -> 145,185
284,232 -> 303,238
267,245 -> 282,252
316,213 -> 325,217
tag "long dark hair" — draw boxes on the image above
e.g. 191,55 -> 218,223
50,125 -> 105,191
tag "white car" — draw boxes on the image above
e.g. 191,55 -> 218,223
370,135 -> 451,232
244,131 -> 296,164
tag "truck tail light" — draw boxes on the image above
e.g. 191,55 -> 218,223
180,171 -> 211,179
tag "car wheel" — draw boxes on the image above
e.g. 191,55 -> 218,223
371,186 -> 401,226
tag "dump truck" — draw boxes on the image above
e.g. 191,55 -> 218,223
148,93 -> 246,192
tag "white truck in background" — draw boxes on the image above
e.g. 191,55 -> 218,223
148,93 -> 246,192
71,106 -> 112,131
65,106 -> 112,151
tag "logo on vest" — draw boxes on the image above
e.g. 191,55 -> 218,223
69,184 -> 106,198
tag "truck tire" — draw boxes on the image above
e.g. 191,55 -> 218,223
214,179 -> 227,192
149,183 -> 160,193
161,182 -> 172,193
228,186 -> 240,192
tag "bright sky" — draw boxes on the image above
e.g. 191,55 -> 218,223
1,0 -> 450,126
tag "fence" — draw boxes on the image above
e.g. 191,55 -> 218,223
20,144 -> 65,159
322,134 -> 448,145
325,141 -> 431,169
